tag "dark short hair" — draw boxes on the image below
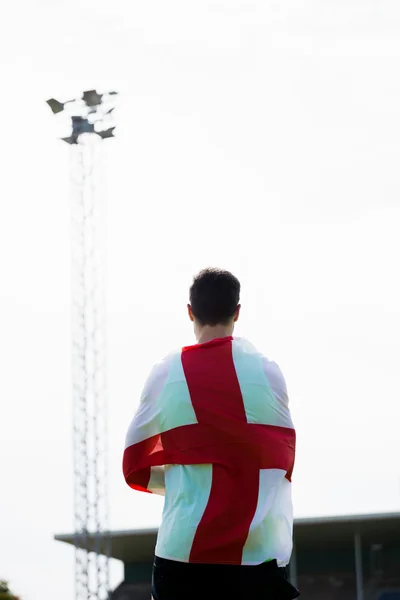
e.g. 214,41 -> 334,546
189,268 -> 240,326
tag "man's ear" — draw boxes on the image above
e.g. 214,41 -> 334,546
233,304 -> 241,322
187,304 -> 195,322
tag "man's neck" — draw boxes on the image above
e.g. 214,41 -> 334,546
196,325 -> 233,345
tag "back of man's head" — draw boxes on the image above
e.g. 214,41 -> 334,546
189,268 -> 241,327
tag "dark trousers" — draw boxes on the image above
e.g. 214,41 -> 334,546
152,556 -> 300,600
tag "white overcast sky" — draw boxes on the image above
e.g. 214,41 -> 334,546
0,1 -> 400,599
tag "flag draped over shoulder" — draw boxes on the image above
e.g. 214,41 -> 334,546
123,336 -> 296,565
123,335 -> 295,495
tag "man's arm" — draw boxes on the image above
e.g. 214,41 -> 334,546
262,357 -> 294,430
146,466 -> 165,495
123,359 -> 169,495
262,359 -> 289,405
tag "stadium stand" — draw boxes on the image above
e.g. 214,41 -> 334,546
55,512 -> 400,599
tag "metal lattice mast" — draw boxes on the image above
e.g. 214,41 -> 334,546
47,90 -> 117,600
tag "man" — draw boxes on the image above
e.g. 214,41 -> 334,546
123,268 -> 299,600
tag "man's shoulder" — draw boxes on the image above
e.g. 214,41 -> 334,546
148,347 -> 183,379
233,337 -> 288,399
140,349 -> 181,401
233,336 -> 280,363
232,336 -> 273,363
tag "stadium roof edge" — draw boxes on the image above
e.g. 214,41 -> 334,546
294,511 -> 400,525
54,527 -> 159,542
54,512 -> 400,544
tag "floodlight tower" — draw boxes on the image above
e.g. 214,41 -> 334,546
47,90 -> 117,600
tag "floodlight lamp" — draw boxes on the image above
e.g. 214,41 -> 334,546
82,90 -> 103,107
61,135 -> 78,145
97,127 -> 115,140
71,116 -> 95,136
47,98 -> 65,114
